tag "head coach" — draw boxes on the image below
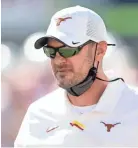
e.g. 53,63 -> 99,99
14,6 -> 138,147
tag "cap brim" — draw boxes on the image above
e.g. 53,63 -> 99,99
34,35 -> 116,49
34,37 -> 49,49
34,30 -> 90,49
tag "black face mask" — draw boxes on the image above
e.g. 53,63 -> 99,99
66,66 -> 97,96
66,44 -> 124,96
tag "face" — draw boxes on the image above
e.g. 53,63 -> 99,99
47,39 -> 106,89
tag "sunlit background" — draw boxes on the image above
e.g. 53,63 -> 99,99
1,0 -> 138,147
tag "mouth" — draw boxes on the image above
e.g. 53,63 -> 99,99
57,69 -> 72,72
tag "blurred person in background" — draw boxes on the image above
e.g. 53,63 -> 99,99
102,33 -> 138,88
1,60 -> 57,147
104,44 -> 138,87
14,6 -> 138,147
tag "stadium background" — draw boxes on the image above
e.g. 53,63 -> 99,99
1,0 -> 138,147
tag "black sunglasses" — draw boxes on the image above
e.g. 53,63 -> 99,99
43,40 -> 115,59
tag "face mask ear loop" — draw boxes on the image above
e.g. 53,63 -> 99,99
96,61 -> 99,74
92,43 -> 99,73
92,43 -> 98,67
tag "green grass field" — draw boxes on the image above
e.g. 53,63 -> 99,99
105,4 -> 138,36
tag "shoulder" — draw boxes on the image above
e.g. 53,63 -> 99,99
28,88 -> 67,116
14,88 -> 67,147
123,84 -> 138,99
119,83 -> 138,112
127,85 -> 138,94
125,84 -> 138,104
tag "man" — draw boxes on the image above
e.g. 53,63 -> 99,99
14,6 -> 138,147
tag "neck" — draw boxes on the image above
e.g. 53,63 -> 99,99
67,72 -> 109,107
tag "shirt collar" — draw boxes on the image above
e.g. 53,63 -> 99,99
94,79 -> 126,113
63,79 -> 126,115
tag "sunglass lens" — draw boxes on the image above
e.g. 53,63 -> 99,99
43,47 -> 56,58
59,48 -> 79,58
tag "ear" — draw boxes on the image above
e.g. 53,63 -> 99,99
95,41 -> 107,62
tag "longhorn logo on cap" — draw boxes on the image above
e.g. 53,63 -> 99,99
56,17 -> 72,26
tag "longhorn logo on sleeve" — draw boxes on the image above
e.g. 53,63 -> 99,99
100,121 -> 121,132
70,120 -> 85,131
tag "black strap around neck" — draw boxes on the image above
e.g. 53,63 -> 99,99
96,77 -> 124,82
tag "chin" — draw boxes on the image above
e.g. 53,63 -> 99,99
56,79 -> 74,89
55,74 -> 81,88
57,81 -> 70,89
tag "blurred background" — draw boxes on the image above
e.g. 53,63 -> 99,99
1,0 -> 138,147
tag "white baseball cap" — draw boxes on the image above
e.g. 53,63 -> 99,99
35,5 -> 114,49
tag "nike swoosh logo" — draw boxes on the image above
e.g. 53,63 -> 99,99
72,41 -> 80,45
46,126 -> 59,133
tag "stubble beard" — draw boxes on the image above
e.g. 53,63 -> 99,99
55,71 -> 87,89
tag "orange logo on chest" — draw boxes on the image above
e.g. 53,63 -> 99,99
100,121 -> 121,132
